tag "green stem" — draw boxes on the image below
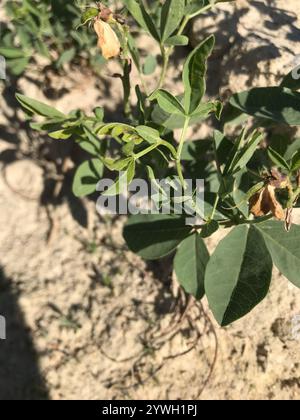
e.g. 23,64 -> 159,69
177,15 -> 190,36
157,45 -> 170,89
177,3 -> 214,36
159,140 -> 177,158
189,4 -> 213,20
210,195 -> 220,220
139,73 -> 149,96
121,59 -> 131,118
134,143 -> 160,160
134,139 -> 177,161
219,214 -> 273,228
176,117 -> 190,189
287,186 -> 300,208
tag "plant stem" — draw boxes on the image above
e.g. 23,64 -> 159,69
134,143 -> 160,160
122,59 -> 131,118
190,4 -> 214,20
287,186 -> 300,208
134,139 -> 177,161
177,3 -> 214,36
210,194 -> 220,220
130,3 -> 214,94
177,15 -> 190,36
218,214 -> 273,228
159,140 -> 177,158
176,117 -> 190,189
157,45 -> 170,89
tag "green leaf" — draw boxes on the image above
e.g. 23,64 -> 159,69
200,220 -> 219,238
103,157 -> 130,172
94,107 -> 104,121
213,130 -> 234,168
56,47 -> 76,68
268,147 -> 290,171
34,39 -> 51,59
257,221 -> 300,288
16,94 -> 65,118
269,134 -> 289,157
224,130 -> 263,175
182,35 -> 215,115
17,28 -> 31,50
23,0 -> 40,16
174,233 -> 209,299
127,159 -> 136,183
123,214 -> 192,260
185,0 -> 206,14
72,159 -> 104,198
136,125 -> 161,144
80,7 -> 99,25
143,54 -> 157,75
0,47 -> 25,58
152,100 -> 218,129
76,138 -> 99,156
103,160 -> 136,196
99,122 -> 134,139
280,66 -> 300,91
285,138 -> 300,160
8,57 -> 30,75
223,129 -> 247,175
232,169 -> 259,217
160,0 -> 185,41
165,35 -> 189,47
49,129 -> 73,140
30,118 -> 64,132
123,0 -> 160,41
290,150 -> 300,172
149,89 -> 186,115
127,33 -> 141,71
185,0 -> 247,15
122,141 -> 135,156
205,225 -> 273,326
231,131 -> 263,173
230,87 -> 300,126
83,126 -> 101,152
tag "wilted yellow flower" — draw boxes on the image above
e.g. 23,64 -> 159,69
94,19 -> 120,60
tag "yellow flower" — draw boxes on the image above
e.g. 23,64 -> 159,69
94,19 -> 120,60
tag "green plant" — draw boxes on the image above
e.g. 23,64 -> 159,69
15,0 -> 300,327
0,0 -> 106,76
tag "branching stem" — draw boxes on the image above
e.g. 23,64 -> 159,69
176,117 -> 190,189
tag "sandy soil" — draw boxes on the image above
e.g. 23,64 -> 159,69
0,0 -> 300,400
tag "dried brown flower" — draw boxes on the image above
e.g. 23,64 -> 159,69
249,184 -> 285,220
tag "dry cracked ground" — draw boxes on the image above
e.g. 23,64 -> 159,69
0,0 -> 300,400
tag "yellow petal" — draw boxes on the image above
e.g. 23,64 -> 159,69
94,19 -> 120,59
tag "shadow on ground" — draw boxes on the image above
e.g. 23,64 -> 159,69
0,266 -> 48,400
